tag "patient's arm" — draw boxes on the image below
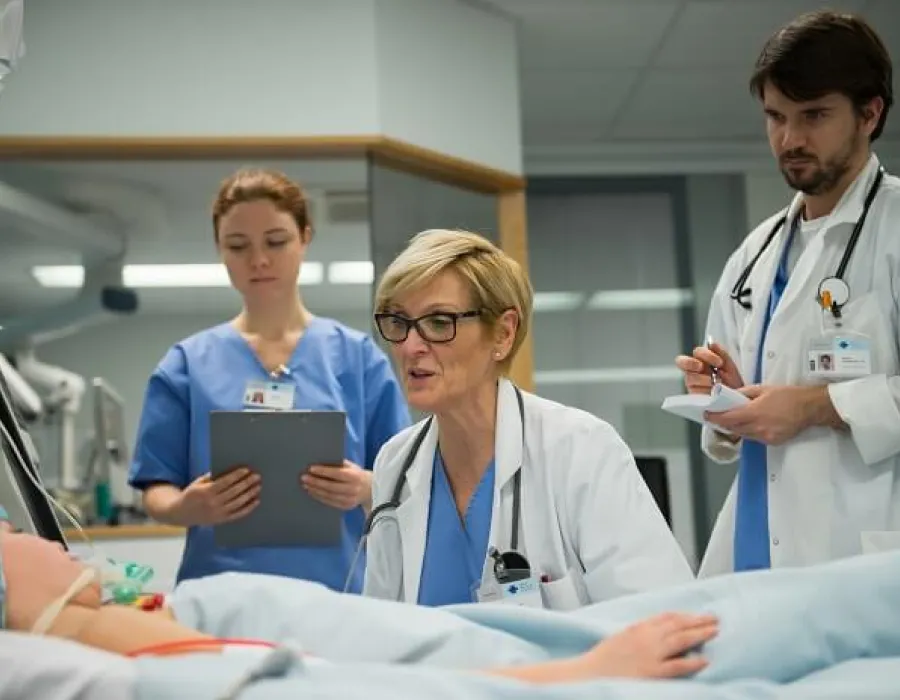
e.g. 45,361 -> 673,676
31,603 -> 716,684
486,612 -> 717,684
32,603 -> 217,656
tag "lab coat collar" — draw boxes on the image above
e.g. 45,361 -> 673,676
395,418 -> 437,603
783,153 -> 882,228
402,377 -> 523,495
494,377 -> 525,490
763,153 -> 882,342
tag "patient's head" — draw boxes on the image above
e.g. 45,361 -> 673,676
0,525 -> 101,631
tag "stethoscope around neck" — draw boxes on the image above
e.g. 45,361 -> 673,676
343,386 -> 529,596
729,166 -> 885,319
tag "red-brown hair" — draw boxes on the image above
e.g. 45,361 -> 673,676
211,168 -> 313,242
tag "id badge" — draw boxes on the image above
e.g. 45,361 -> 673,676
806,333 -> 872,379
243,380 -> 295,410
477,576 -> 543,608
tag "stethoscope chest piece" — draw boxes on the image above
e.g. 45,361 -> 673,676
817,276 -> 851,317
489,547 -> 531,584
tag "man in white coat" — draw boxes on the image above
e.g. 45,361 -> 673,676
676,10 -> 900,576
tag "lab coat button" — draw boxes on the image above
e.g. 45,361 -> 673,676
767,351 -> 776,359
772,537 -> 780,546
770,473 -> 776,482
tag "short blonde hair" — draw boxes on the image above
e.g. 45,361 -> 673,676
375,229 -> 533,372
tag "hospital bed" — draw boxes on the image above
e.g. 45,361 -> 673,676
3,376 -> 900,699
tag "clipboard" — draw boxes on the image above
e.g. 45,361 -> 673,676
209,410 -> 346,549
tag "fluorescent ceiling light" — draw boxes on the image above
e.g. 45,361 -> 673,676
533,292 -> 584,313
126,264 -> 231,287
587,288 -> 694,311
32,265 -> 84,288
327,261 -> 373,285
32,263 -> 324,288
534,365 -> 683,385
299,263 -> 324,285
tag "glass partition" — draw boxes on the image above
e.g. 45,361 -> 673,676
368,158 -> 499,287
0,156 -> 375,495
0,149 -> 518,517
367,158 -> 500,420
525,178 -> 700,566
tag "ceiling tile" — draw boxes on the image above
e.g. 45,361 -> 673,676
654,0 -> 869,69
611,68 -> 766,140
514,2 -> 683,70
483,0 -> 686,17
522,68 -> 640,140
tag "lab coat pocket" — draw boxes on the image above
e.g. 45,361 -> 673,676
540,568 -> 586,611
860,530 -> 900,555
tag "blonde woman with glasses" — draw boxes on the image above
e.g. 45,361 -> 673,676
361,230 -> 693,610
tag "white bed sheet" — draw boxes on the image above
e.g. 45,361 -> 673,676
0,630 -> 136,700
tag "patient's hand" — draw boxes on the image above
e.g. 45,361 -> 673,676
582,612 -> 718,679
0,531 -> 101,631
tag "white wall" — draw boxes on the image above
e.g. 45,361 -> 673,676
0,0 -> 381,137
0,0 -> 522,174
374,0 -> 522,174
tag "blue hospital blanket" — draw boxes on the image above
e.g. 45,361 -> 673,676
138,550 -> 900,698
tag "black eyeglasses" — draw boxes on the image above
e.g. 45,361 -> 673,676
374,310 -> 482,344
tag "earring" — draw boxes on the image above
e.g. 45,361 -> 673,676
494,351 -> 502,359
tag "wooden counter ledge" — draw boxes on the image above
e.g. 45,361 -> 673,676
63,524 -> 185,541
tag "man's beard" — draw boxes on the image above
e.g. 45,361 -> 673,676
779,130 -> 860,196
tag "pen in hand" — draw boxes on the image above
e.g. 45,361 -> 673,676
706,336 -> 721,387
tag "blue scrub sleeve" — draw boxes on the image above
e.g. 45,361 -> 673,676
128,349 -> 192,490
362,336 -> 410,470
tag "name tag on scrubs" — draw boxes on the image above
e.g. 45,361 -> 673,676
477,577 -> 543,608
243,380 -> 295,411
806,334 -> 872,379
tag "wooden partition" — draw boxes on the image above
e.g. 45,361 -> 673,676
0,135 -> 533,390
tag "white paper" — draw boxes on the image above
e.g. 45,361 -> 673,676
661,383 -> 749,430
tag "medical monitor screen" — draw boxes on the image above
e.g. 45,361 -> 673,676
635,456 -> 672,527
0,372 -> 66,546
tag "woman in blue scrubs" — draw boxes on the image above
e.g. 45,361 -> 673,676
128,168 -> 410,593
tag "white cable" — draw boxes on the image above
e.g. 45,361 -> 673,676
0,418 -> 98,558
30,566 -> 98,635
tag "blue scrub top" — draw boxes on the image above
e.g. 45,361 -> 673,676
417,452 -> 495,607
128,317 -> 410,593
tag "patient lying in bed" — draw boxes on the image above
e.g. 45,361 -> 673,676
0,521 -> 715,685
5,515 -> 900,693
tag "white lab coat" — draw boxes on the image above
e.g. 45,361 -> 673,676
699,154 -> 900,577
363,378 -> 694,608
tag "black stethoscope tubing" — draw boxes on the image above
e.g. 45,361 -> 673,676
363,386 -> 526,555
730,167 -> 885,316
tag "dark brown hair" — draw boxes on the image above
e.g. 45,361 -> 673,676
211,168 -> 313,242
749,10 -> 893,141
